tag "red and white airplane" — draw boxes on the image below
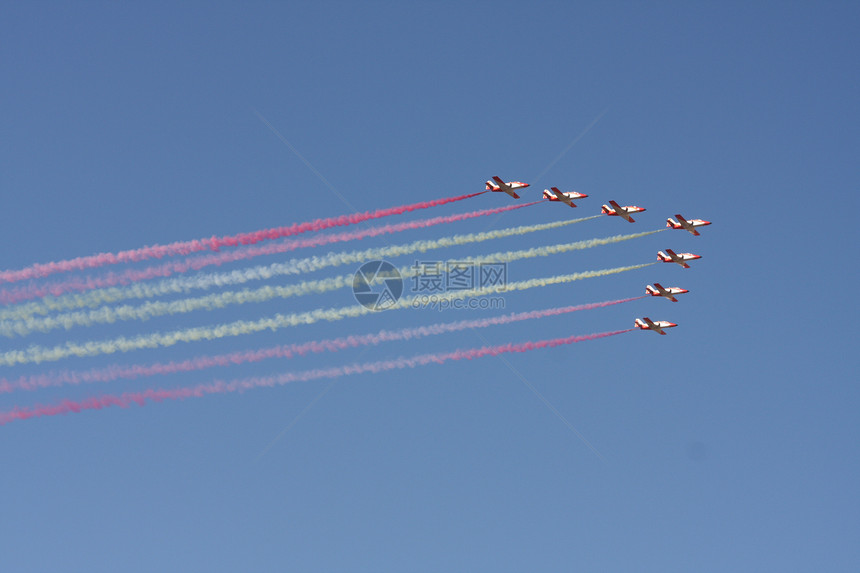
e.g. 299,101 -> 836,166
646,283 -> 689,302
543,187 -> 587,208
601,200 -> 646,222
486,176 -> 529,199
657,249 -> 701,268
667,214 -> 711,236
635,317 -> 677,335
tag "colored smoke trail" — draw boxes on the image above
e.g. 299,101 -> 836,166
0,201 -> 542,306
1,229 -> 659,337
0,192 -> 490,285
0,215 -> 604,331
0,297 -> 642,393
0,329 -> 634,426
0,263 -> 654,366
1,211 -> 595,321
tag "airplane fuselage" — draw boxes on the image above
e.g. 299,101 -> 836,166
646,284 -> 688,301
667,216 -> 711,236
602,202 -> 645,222
635,318 -> 677,334
657,250 -> 701,268
544,189 -> 586,202
487,177 -> 529,199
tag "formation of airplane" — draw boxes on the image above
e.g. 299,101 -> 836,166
486,176 -> 529,199
482,177 -> 713,337
646,283 -> 688,302
635,317 -> 677,335
542,187 -> 587,208
601,200 -> 646,223
667,214 -> 711,236
657,249 -> 701,268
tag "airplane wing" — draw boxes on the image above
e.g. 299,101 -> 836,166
491,176 -> 519,199
643,317 -> 665,334
617,209 -> 633,222
674,254 -> 691,268
653,283 -> 678,302
609,200 -> 634,222
675,215 -> 701,235
550,188 -> 574,206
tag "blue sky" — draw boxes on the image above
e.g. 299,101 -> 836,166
1,2 -> 858,571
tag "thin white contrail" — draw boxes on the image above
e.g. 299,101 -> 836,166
532,108 -> 609,184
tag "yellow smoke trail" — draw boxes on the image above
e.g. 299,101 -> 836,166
0,262 -> 655,366
0,216 -> 600,322
1,229 -> 662,337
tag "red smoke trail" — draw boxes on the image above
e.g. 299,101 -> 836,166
0,200 -> 542,304
0,297 -> 639,393
0,329 -> 634,426
0,192 -> 491,286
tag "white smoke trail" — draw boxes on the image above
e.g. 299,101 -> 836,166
0,263 -> 655,366
0,230 -> 661,337
0,297 -> 642,394
0,329 -> 636,426
1,215 -> 600,321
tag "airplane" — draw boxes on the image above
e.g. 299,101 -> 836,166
646,283 -> 689,302
543,187 -> 588,208
486,176 -> 529,199
667,214 -> 711,236
635,317 -> 677,335
657,249 -> 702,268
601,200 -> 645,222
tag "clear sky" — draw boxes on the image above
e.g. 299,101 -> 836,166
1,2 -> 858,571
